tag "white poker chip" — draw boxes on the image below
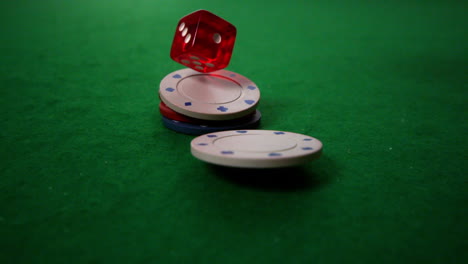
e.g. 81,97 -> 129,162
159,68 -> 260,121
191,130 -> 323,168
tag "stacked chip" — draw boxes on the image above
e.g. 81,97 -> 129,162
158,68 -> 261,135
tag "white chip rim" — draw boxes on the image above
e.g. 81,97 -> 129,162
191,130 -> 323,168
159,68 -> 260,121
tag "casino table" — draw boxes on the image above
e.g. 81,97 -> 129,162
1,1 -> 467,263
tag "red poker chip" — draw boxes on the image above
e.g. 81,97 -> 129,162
159,101 -> 197,123
159,101 -> 256,125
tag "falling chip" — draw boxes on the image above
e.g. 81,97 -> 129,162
181,59 -> 190,64
195,66 -> 204,70
190,56 -> 200,60
205,63 -> 215,67
192,61 -> 202,65
190,130 -> 323,168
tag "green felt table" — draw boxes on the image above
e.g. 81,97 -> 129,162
1,1 -> 467,263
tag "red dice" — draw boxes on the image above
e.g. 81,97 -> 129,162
170,10 -> 237,73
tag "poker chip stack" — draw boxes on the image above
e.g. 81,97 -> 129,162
158,68 -> 261,135
154,10 -> 323,168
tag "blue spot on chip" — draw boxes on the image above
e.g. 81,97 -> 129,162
269,153 -> 282,157
207,135 -> 217,138
274,132 -> 285,135
173,74 -> 182,79
302,147 -> 313,150
236,131 -> 247,133
185,102 -> 192,106
221,151 -> 234,155
217,106 -> 228,112
165,87 -> 175,92
245,100 -> 255,105
247,86 -> 256,90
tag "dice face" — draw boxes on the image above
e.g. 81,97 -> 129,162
170,10 -> 237,73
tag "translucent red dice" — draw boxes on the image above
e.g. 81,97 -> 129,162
170,10 -> 237,73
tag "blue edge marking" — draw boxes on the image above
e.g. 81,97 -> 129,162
162,110 -> 261,136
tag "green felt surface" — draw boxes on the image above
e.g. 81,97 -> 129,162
1,0 -> 467,263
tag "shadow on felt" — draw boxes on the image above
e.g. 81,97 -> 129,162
208,155 -> 336,192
